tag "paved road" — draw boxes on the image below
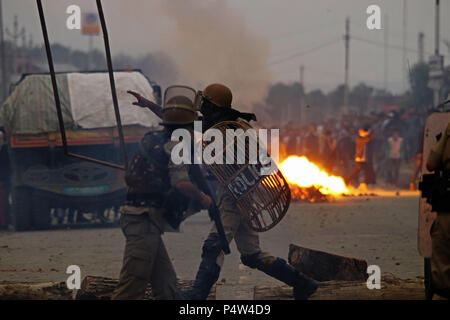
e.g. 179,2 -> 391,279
0,195 -> 423,299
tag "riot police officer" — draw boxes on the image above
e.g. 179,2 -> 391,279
112,87 -> 212,300
182,83 -> 319,300
426,121 -> 450,298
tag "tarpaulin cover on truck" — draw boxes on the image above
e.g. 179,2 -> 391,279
0,71 -> 160,136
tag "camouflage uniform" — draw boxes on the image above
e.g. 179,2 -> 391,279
112,131 -> 194,300
209,121 -> 272,260
192,121 -> 317,301
427,123 -> 450,295
183,83 -> 318,300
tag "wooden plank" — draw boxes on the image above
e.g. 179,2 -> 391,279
288,244 -> 368,282
0,281 -> 72,300
254,275 -> 425,300
75,276 -> 216,300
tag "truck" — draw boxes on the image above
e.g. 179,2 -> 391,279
0,70 -> 161,230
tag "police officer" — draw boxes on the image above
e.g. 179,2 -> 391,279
426,121 -> 450,298
183,84 -> 319,300
112,89 -> 212,300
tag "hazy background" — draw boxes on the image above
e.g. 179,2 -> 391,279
3,0 -> 449,100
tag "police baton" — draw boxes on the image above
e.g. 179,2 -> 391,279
190,165 -> 231,255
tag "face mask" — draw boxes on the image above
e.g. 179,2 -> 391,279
200,99 -> 223,131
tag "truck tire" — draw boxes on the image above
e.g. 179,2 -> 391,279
12,187 -> 32,231
32,195 -> 51,230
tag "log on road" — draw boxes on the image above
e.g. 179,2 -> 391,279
0,276 -> 426,300
254,275 -> 425,300
0,281 -> 72,300
288,244 -> 368,281
75,276 -> 216,300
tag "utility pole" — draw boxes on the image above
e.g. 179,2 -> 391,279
0,0 -> 6,102
428,0 -> 443,109
88,35 -> 93,70
434,0 -> 440,56
5,14 -> 25,79
5,15 -> 25,49
418,32 -> 424,63
402,0 -> 407,92
343,17 -> 350,114
299,65 -> 304,125
299,65 -> 304,88
28,33 -> 33,49
384,14 -> 389,91
433,0 -> 441,107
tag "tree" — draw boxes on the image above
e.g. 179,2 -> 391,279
350,82 -> 373,112
70,50 -> 89,70
90,49 -> 106,70
306,89 -> 328,122
306,89 -> 327,107
50,44 -> 71,64
264,82 -> 304,125
327,84 -> 345,110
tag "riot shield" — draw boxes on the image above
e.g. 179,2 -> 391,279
164,86 -> 198,107
203,120 -> 291,232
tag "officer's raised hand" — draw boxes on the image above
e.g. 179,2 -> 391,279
127,90 -> 153,108
127,90 -> 163,118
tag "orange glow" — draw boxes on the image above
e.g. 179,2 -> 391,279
279,156 -> 348,195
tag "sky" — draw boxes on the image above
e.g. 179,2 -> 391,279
2,0 -> 449,95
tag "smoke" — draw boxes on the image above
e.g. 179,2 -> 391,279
156,0 -> 273,110
112,0 -> 273,110
23,0 -> 272,109
113,52 -> 179,89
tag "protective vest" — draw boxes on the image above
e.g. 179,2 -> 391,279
125,130 -> 171,202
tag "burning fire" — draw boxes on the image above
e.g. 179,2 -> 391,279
279,156 -> 349,197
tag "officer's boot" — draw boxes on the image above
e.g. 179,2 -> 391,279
181,235 -> 223,300
182,257 -> 221,300
243,254 -> 319,300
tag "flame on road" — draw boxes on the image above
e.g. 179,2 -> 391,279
279,156 -> 348,195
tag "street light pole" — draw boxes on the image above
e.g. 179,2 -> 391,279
343,17 -> 350,114
433,0 -> 440,107
0,0 -> 7,102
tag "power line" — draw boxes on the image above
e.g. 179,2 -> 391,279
351,34 -> 442,57
307,65 -> 343,78
268,38 -> 341,66
350,20 -> 407,45
270,30 -> 341,60
274,64 -> 343,79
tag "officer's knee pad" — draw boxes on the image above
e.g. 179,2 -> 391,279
241,252 -> 264,269
202,234 -> 223,259
269,257 -> 288,272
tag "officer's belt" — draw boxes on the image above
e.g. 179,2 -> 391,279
125,193 -> 164,208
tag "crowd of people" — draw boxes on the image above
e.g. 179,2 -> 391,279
277,109 -> 428,189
